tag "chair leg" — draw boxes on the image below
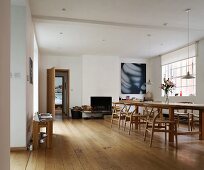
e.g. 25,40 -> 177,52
144,122 -> 148,141
124,118 -> 127,131
122,118 -> 124,127
164,124 -> 167,144
177,116 -> 180,128
129,119 -> 132,135
188,113 -> 190,131
150,124 -> 155,147
118,117 -> 121,129
190,114 -> 194,131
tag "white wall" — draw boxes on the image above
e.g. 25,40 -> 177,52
10,2 -> 38,147
149,56 -> 162,101
82,55 -> 120,104
195,39 -> 204,103
33,35 -> 39,113
39,54 -> 149,110
0,0 -> 10,168
10,5 -> 27,147
39,55 -> 82,112
82,55 -> 148,104
150,39 -> 204,104
25,0 -> 36,144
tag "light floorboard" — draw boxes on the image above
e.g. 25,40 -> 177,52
11,117 -> 204,170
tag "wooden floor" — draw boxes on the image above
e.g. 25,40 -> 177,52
11,117 -> 204,170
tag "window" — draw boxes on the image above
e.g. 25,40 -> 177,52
161,44 -> 196,96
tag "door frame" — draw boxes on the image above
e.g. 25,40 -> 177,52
55,69 -> 70,117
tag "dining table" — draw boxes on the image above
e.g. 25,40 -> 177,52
117,100 -> 204,142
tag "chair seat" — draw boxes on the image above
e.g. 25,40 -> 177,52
174,102 -> 194,131
124,106 -> 151,135
144,108 -> 178,148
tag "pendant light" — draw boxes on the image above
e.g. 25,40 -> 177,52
182,9 -> 195,79
146,79 -> 152,85
146,34 -> 153,85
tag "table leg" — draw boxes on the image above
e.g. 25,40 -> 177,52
33,122 -> 39,150
47,121 -> 53,148
169,107 -> 174,142
134,105 -> 139,129
199,109 -> 204,140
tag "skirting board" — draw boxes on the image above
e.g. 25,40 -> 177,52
10,147 -> 27,151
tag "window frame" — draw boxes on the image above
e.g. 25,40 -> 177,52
161,56 -> 196,97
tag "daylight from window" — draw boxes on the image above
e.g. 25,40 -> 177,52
162,56 -> 196,96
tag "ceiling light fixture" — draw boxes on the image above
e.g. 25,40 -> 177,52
146,34 -> 153,85
182,9 -> 195,79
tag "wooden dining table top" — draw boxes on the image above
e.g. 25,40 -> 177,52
116,100 -> 204,110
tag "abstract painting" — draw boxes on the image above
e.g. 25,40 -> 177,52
121,63 -> 146,94
29,57 -> 33,84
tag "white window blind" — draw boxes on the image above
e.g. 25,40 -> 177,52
161,44 -> 196,65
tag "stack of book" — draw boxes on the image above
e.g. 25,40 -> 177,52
39,113 -> 52,119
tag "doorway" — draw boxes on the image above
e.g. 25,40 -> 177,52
55,70 -> 69,116
55,76 -> 63,114
47,68 -> 69,118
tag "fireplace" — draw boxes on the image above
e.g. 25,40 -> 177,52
91,96 -> 112,113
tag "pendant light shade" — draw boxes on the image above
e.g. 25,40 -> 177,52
146,79 -> 153,85
182,71 -> 195,79
182,9 -> 195,79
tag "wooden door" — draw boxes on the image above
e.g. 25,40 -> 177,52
47,67 -> 55,118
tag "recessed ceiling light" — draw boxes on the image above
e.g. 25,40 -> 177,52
62,8 -> 66,11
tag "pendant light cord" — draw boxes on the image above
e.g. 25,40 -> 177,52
188,9 -> 189,72
186,9 -> 191,72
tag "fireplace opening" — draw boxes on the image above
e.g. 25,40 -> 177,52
90,96 -> 112,113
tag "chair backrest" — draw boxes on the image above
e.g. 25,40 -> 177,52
176,102 -> 194,113
112,103 -> 128,116
112,105 -> 120,113
152,109 -> 162,123
143,106 -> 153,116
143,106 -> 161,121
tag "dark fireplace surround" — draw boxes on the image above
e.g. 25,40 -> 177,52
91,96 -> 112,114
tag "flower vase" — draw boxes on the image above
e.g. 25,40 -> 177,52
165,92 -> 169,104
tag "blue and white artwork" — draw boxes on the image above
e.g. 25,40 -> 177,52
121,63 -> 146,94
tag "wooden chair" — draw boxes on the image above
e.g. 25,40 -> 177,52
124,105 -> 150,135
110,103 -> 127,129
144,108 -> 178,148
174,102 -> 194,131
190,112 -> 199,130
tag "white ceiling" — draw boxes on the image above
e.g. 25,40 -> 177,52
30,0 -> 204,58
